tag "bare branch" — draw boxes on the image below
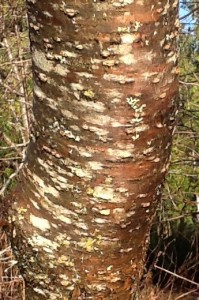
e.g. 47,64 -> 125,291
154,264 -> 199,287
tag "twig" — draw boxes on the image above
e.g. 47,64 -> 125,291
179,80 -> 199,87
0,59 -> 31,67
0,147 -> 26,196
0,79 -> 25,97
0,157 -> 22,161
160,214 -> 191,223
175,288 -> 199,300
0,142 -> 29,150
154,264 -> 199,287
2,130 -> 29,156
3,36 -> 30,142
179,7 -> 199,20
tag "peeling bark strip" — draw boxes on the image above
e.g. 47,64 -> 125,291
10,0 -> 179,299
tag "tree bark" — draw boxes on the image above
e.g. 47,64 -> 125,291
9,0 -> 179,299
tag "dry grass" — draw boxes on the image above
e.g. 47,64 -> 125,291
0,231 -> 25,300
0,0 -> 31,198
0,1 -> 30,299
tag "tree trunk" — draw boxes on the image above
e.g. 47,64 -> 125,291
9,0 -> 179,299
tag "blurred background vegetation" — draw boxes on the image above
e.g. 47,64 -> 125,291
148,1 -> 199,297
0,0 -> 199,299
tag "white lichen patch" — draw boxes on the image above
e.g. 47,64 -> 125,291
83,114 -> 111,127
132,133 -> 140,141
54,64 -> 69,76
56,233 -> 71,246
113,0 -> 134,7
133,21 -> 142,31
93,186 -> 114,201
173,0 -> 178,7
82,124 -> 108,137
138,193 -> 147,198
69,125 -> 80,132
86,283 -> 107,292
167,52 -> 178,64
153,157 -> 160,162
30,199 -> 40,210
108,44 -> 132,56
107,148 -> 133,159
68,145 -> 92,158
130,116 -> 143,124
120,247 -> 133,253
60,50 -> 78,58
104,59 -> 120,67
106,89 -> 123,103
30,214 -> 51,231
76,72 -> 95,78
103,73 -> 135,84
33,288 -> 46,296
75,222 -> 89,230
143,147 -> 154,155
87,161 -> 103,170
34,84 -> 46,99
34,85 -> 58,110
28,235 -> 59,252
120,53 -> 136,65
117,26 -> 131,33
75,99 -> 106,113
131,124 -> 149,133
59,215 -> 72,225
126,210 -> 135,218
43,11 -> 53,18
117,187 -> 128,193
162,0 -> 170,15
57,255 -> 74,267
61,109 -> 78,120
69,166 -> 92,179
110,120 -> 125,127
99,209 -> 111,216
60,129 -> 80,142
16,206 -> 27,215
38,73 -> 47,82
70,82 -> 84,92
121,33 -> 138,44
141,202 -> 150,208
33,50 -> 54,72
142,71 -> 158,80
32,182 -> 80,225
110,275 -> 121,283
60,280 -> 70,286
32,173 -> 60,198
37,159 -> 70,191
56,175 -> 68,183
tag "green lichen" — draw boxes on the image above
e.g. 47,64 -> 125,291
79,236 -> 102,252
126,97 -> 146,114
126,97 -> 140,109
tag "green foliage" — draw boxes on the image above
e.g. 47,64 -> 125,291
0,0 -> 31,194
148,5 -> 199,284
160,16 -> 199,229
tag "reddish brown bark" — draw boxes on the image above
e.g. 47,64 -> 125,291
9,0 -> 179,299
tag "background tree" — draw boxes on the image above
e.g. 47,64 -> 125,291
1,0 -> 179,299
